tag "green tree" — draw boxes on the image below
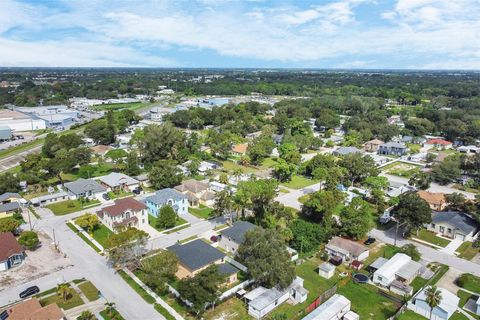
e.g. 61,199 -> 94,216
18,231 -> 39,250
213,189 -> 233,218
148,160 -> 183,189
339,198 -> 373,240
278,143 -> 301,164
177,265 -> 225,316
425,285 -> 442,320
77,310 -> 95,320
143,123 -> 188,163
399,244 -> 421,262
431,156 -> 461,185
85,119 -> 115,145
0,218 -> 21,233
140,251 -> 178,294
408,171 -> 431,190
238,228 -> 295,289
124,151 -> 141,176
75,214 -> 100,235
57,283 -> 74,302
302,189 -> 345,224
445,192 -> 466,211
288,219 -> 327,254
157,205 -> 177,229
273,159 -> 297,182
0,172 -> 21,194
236,179 -> 278,222
392,192 -> 432,235
247,135 -> 275,165
106,227 -> 149,268
338,153 -> 379,185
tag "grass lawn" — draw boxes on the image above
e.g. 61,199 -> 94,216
107,190 -> 133,199
363,244 -> 400,267
74,163 -> 117,179
396,310 -> 427,320
260,157 -> 278,169
47,199 -> 100,215
92,102 -> 152,111
154,303 -> 176,320
221,161 -> 259,174
456,241 -> 478,260
450,312 -> 470,320
0,138 -> 44,160
204,298 -> 250,320
91,224 -> 113,248
118,270 -> 156,304
179,235 -> 197,244
458,290 -> 478,307
414,230 -> 451,248
149,214 -> 188,232
66,223 -> 101,253
78,281 -> 100,301
100,308 -> 126,320
39,289 -> 84,310
458,274 -> 480,293
410,276 -> 429,294
298,194 -> 311,204
386,164 -> 421,178
281,175 -> 318,189
188,205 -> 214,219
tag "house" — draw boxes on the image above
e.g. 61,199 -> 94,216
364,139 -> 384,152
408,287 -> 459,320
0,192 -> 22,218
427,211 -> 478,241
417,191 -> 446,211
30,191 -> 69,207
318,262 -> 335,279
372,253 -> 422,289
90,144 -> 112,157
209,181 -> 229,193
246,131 -> 262,140
98,172 -> 140,192
378,142 -> 408,156
174,179 -> 210,206
325,237 -> 369,262
4,298 -> 65,320
458,145 -> 480,154
97,197 -> 148,231
231,143 -> 248,156
333,147 -> 362,157
64,178 -> 106,200
302,294 -> 356,320
0,232 -> 25,271
167,239 -> 228,279
246,277 -> 308,319
145,188 -> 189,216
425,139 -> 453,149
218,221 -> 256,254
134,173 -> 151,188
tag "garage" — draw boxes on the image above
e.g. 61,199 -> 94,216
455,233 -> 465,241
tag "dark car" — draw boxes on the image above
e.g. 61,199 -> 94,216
364,237 -> 376,245
132,188 -> 141,195
19,286 -> 40,299
102,193 -> 110,201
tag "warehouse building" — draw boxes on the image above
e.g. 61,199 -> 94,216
0,109 -> 46,132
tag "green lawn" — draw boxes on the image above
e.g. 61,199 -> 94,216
118,270 -> 156,304
188,205 -> 214,219
456,241 -> 478,260
450,312 -> 470,320
74,163 -> 117,179
396,310 -> 427,320
204,298 -> 250,320
66,222 -> 102,253
100,308 -> 126,320
78,281 -> 100,301
458,274 -> 480,293
92,224 -> 113,248
0,138 -> 44,160
46,199 -> 100,215
39,289 -> 84,310
260,157 -> 278,169
107,190 -> 133,199
179,235 -> 197,244
414,230 -> 451,247
221,161 -> 259,174
92,102 -> 152,111
154,304 -> 177,320
148,214 -> 188,231
281,175 -> 318,189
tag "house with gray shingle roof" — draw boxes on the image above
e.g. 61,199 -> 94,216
0,192 -> 22,218
333,146 -> 362,157
167,239 -> 226,279
145,188 -> 188,217
378,142 -> 408,156
64,178 -> 106,200
98,172 -> 139,192
218,221 -> 256,254
427,211 -> 478,241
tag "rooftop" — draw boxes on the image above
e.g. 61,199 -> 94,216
416,287 -> 459,316
146,188 -> 187,205
417,191 -> 445,205
100,197 -> 146,217
221,221 -> 256,244
231,143 -> 248,154
301,294 -> 350,320
326,237 -> 368,257
64,178 -> 106,195
0,232 -> 24,262
174,179 -> 209,194
0,192 -> 21,202
168,239 -> 225,272
99,172 -> 139,188
7,298 -> 65,320
432,211 -> 478,234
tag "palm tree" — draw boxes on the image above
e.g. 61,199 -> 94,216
425,285 -> 442,320
104,302 -> 116,317
77,310 -> 95,320
56,283 -> 73,302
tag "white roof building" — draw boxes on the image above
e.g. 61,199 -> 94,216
301,294 -> 353,320
409,287 -> 459,320
373,253 -> 422,287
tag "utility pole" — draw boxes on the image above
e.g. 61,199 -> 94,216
53,228 -> 58,251
26,207 -> 32,231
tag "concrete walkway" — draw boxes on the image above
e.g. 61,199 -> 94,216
440,237 -> 463,255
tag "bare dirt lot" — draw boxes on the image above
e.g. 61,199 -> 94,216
0,232 -> 73,291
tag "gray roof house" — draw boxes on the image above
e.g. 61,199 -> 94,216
378,142 -> 408,156
98,172 -> 139,191
0,202 -> 20,216
333,147 -> 362,156
0,192 -> 21,203
64,178 -> 106,199
218,221 -> 256,254
145,188 -> 189,216
168,239 -> 225,278
427,211 -> 478,241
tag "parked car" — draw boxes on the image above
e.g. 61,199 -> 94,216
19,286 -> 40,298
132,188 -> 141,195
364,237 -> 376,245
102,193 -> 110,201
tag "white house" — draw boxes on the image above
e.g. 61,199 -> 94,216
301,294 -> 355,320
97,197 -> 148,231
246,277 -> 308,319
318,262 -> 335,279
427,211 -> 478,241
64,178 -> 106,200
218,221 -> 256,254
325,237 -> 369,262
372,253 -> 422,288
98,172 -> 140,192
408,287 -> 459,320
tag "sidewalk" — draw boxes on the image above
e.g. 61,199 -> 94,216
440,238 -> 463,255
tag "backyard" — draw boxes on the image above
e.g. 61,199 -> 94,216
46,199 -> 100,215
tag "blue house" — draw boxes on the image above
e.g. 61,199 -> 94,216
0,232 -> 25,272
145,188 -> 189,217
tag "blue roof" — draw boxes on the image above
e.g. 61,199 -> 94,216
146,188 -> 187,205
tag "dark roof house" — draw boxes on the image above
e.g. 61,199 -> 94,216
64,178 -> 106,197
221,221 -> 256,245
168,239 -> 225,273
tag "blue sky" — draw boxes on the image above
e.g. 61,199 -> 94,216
0,0 -> 479,69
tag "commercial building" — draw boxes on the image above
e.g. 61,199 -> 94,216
0,125 -> 12,140
0,109 -> 46,132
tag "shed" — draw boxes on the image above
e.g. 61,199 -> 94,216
318,262 -> 335,279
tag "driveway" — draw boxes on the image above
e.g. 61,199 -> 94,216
275,183 -> 321,210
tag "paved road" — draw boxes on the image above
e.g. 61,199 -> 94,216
381,173 -> 477,199
275,183 -> 321,210
0,144 -> 42,171
370,228 -> 480,277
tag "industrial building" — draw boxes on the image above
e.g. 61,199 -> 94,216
0,109 -> 46,132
